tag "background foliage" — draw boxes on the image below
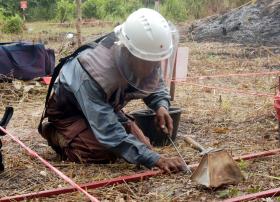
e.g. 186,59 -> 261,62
0,0 -> 251,33
2,14 -> 24,34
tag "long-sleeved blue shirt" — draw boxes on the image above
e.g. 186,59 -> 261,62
53,52 -> 171,168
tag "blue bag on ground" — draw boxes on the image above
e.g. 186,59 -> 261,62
0,42 -> 55,80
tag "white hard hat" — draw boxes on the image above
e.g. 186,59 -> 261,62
114,8 -> 173,62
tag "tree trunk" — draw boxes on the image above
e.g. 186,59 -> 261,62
75,0 -> 82,47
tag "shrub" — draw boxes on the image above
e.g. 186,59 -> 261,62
185,0 -> 205,19
56,0 -> 75,23
125,0 -> 142,14
2,15 -> 24,34
81,0 -> 143,21
0,8 -> 5,25
27,5 -> 57,21
161,0 -> 188,22
82,0 -> 103,19
103,0 -> 126,19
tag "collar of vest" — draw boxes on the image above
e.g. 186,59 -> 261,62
78,41 -> 127,100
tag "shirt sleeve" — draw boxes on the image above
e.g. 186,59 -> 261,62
62,64 -> 160,168
143,76 -> 171,111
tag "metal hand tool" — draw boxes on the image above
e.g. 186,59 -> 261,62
163,129 -> 192,174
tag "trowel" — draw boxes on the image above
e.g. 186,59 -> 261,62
184,136 -> 244,188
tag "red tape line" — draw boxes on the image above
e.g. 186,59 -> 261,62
223,187 -> 280,202
177,81 -> 275,97
2,148 -> 280,201
164,70 -> 280,98
0,127 -> 99,202
177,70 -> 280,81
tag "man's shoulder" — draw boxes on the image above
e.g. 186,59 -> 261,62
98,32 -> 117,49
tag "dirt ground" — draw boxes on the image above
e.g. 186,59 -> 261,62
0,22 -> 280,201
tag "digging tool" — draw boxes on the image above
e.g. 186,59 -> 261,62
161,126 -> 192,174
166,135 -> 192,174
184,136 -> 244,188
0,106 -> 14,171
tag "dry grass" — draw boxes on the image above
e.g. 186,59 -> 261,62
0,23 -> 280,201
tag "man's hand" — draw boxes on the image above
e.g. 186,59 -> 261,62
155,107 -> 173,135
155,156 -> 186,173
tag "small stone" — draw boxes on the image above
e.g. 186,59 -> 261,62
39,170 -> 47,177
38,143 -> 48,147
269,182 -> 275,187
264,197 -> 273,202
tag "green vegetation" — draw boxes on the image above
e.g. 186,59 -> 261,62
2,15 -> 24,34
217,187 -> 241,199
161,0 -> 188,22
82,0 -> 103,19
246,185 -> 261,193
0,0 -> 251,23
238,159 -> 249,171
56,0 -> 76,22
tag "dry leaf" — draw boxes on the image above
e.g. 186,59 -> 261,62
39,170 -> 47,177
202,87 -> 212,93
12,80 -> 22,90
23,85 -> 34,93
213,127 -> 230,134
212,140 -> 220,146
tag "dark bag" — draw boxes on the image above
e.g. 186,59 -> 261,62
38,33 -> 109,134
0,42 -> 55,80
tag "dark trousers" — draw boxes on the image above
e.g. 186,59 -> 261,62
41,94 -> 152,163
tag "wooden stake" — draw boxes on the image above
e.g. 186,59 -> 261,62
170,50 -> 178,101
75,0 -> 82,47
154,0 -> 160,11
170,47 -> 189,101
